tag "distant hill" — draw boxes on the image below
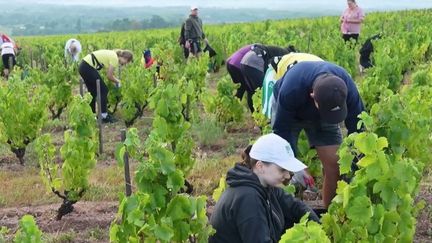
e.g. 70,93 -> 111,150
1,1 -> 431,36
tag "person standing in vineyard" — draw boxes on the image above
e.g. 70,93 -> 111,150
64,38 -> 82,63
78,49 -> 133,123
271,61 -> 365,208
209,133 -> 319,243
340,0 -> 365,42
239,44 -> 293,112
184,6 -> 208,57
0,41 -> 17,79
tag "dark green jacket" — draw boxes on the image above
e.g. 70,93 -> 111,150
184,15 -> 205,41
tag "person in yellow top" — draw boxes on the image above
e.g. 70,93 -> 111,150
274,52 -> 323,80
262,52 -> 323,119
79,49 -> 133,123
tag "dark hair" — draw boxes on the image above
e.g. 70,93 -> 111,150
240,145 -> 270,169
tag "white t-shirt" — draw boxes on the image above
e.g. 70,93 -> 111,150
64,38 -> 82,62
1,42 -> 15,56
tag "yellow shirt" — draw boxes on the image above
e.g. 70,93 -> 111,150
275,53 -> 323,80
83,50 -> 119,70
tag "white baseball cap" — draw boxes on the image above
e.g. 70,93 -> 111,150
191,6 -> 198,10
250,133 -> 307,172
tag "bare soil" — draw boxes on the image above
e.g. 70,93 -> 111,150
0,201 -> 117,242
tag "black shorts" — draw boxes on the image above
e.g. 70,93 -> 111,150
2,54 -> 16,69
342,34 -> 359,42
290,120 -> 343,149
270,98 -> 342,154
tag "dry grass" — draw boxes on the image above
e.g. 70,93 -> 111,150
0,165 -> 128,208
188,155 -> 239,197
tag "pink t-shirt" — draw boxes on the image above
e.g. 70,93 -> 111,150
340,6 -> 365,34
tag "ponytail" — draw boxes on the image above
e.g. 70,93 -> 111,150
239,145 -> 259,169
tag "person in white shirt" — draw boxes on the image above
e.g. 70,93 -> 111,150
1,42 -> 16,79
64,38 -> 82,63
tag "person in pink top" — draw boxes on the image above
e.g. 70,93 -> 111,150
340,0 -> 365,42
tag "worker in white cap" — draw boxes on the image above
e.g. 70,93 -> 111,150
64,38 -> 82,63
209,133 -> 319,243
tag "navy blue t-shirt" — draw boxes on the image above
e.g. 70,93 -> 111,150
272,61 -> 365,146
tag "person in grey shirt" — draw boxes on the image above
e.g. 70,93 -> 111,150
240,44 -> 292,112
184,6 -> 208,57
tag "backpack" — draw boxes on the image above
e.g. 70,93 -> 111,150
178,23 -> 186,45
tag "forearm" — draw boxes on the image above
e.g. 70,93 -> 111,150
107,72 -> 119,83
110,76 -> 120,83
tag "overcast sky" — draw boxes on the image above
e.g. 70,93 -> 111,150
4,0 -> 432,10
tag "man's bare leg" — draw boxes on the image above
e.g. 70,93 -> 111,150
316,145 -> 340,208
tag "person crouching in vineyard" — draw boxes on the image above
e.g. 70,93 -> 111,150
359,34 -> 382,73
141,49 -> 155,69
271,61 -> 365,208
226,44 -> 253,108
209,133 -> 319,243
0,41 -> 17,80
79,49 -> 133,123
142,48 -> 163,80
239,44 -> 294,112
64,38 -> 82,64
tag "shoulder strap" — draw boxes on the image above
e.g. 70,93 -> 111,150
91,53 -> 104,71
270,56 -> 282,72
286,60 -> 298,72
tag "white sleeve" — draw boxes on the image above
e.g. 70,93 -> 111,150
76,40 -> 82,53
73,40 -> 81,61
72,53 -> 80,61
65,39 -> 72,57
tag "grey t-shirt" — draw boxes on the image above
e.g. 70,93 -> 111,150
240,50 -> 264,72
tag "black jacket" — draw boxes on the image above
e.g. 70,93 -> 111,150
209,164 -> 319,243
252,44 -> 290,73
178,22 -> 186,45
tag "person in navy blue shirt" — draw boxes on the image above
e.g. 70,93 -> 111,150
271,61 -> 364,208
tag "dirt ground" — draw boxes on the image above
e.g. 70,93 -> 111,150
0,202 -> 117,242
1,184 -> 430,242
414,180 -> 432,243
0,71 -> 431,242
